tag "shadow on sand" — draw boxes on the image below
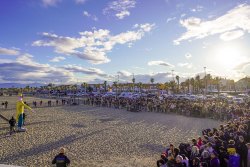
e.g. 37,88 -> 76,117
0,127 -> 111,163
139,143 -> 165,153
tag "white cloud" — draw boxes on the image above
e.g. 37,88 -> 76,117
83,11 -> 98,21
117,72 -> 173,83
0,54 -> 70,83
174,4 -> 250,44
116,10 -> 130,19
178,63 -> 189,67
0,59 -> 14,63
166,17 -> 176,23
0,53 -> 110,84
148,61 -> 175,68
83,11 -> 90,17
178,62 -> 193,69
185,53 -> 192,59
50,56 -> 66,62
103,0 -> 136,20
117,70 -> 132,77
180,13 -> 186,18
63,65 -> 106,77
0,47 -> 20,56
233,61 -> 250,71
33,23 -> 155,64
75,0 -> 87,4
190,5 -> 203,12
219,30 -> 244,41
42,0 -> 61,7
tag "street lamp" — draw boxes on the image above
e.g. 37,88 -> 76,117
204,67 -> 207,96
132,73 -> 135,92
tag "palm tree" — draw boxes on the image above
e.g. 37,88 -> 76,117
186,79 -> 190,93
195,75 -> 201,93
175,75 -> 180,93
169,81 -> 176,94
150,77 -> 154,84
103,81 -> 107,93
150,78 -> 154,92
138,82 -> 143,93
113,81 -> 118,96
164,82 -> 169,93
206,73 -> 212,92
180,82 -> 186,93
132,77 -> 135,92
81,82 -> 87,93
190,78 -> 195,94
214,77 -> 220,95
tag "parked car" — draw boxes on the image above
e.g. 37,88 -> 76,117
233,98 -> 244,104
119,92 -> 133,98
103,92 -> 116,97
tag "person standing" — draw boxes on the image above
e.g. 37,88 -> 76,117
237,136 -> 248,167
226,148 -> 240,167
246,143 -> 250,167
4,101 -> 8,109
2,102 -> 5,109
52,147 -> 70,167
210,151 -> 220,167
9,116 -> 16,135
15,94 -> 34,131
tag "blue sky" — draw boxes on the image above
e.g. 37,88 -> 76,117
0,0 -> 250,84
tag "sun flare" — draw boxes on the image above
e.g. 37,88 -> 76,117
215,45 -> 244,69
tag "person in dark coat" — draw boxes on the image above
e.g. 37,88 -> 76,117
157,152 -> 168,167
52,147 -> 70,167
192,157 -> 200,167
218,146 -> 228,167
210,151 -> 220,167
236,136 -> 248,167
175,155 -> 186,167
9,116 -> 16,135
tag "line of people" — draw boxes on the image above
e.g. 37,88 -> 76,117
82,95 -> 249,121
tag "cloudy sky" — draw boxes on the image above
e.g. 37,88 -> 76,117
0,0 -> 250,85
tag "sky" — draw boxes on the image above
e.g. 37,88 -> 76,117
0,0 -> 250,85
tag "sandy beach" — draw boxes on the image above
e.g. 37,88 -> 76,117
0,96 -> 222,167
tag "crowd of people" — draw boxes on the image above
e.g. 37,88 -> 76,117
11,93 -> 248,123
82,95 -> 249,121
156,115 -> 250,167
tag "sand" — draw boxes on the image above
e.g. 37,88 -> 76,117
0,96 -> 222,167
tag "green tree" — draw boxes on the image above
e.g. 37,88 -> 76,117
175,75 -> 180,93
195,75 -> 201,93
138,82 -> 143,93
103,81 -> 107,92
132,77 -> 135,92
214,77 -> 220,95
169,81 -> 176,94
190,78 -> 195,94
150,78 -> 154,84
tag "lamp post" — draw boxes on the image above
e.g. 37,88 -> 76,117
204,67 -> 207,96
117,74 -> 119,94
132,73 -> 135,92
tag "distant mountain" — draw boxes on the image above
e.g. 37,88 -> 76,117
0,83 -> 46,88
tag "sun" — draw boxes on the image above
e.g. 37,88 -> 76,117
215,45 -> 244,69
